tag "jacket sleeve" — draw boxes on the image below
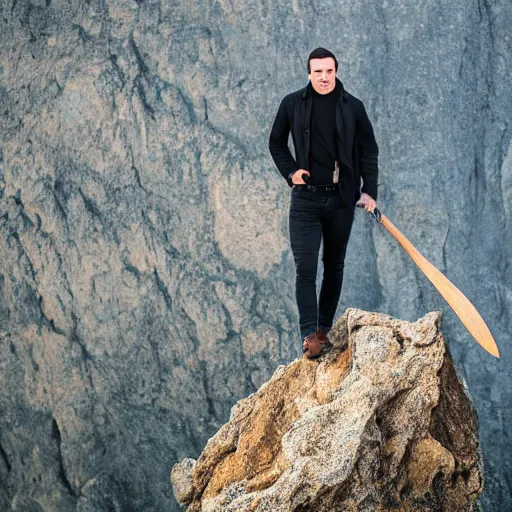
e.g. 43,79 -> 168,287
355,101 -> 379,200
268,96 -> 298,187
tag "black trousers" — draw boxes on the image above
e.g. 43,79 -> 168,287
289,186 -> 355,340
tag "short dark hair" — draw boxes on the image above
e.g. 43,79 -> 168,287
307,47 -> 338,73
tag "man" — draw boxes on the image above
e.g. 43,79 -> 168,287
269,47 -> 379,359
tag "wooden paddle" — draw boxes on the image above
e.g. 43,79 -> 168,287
368,207 -> 500,358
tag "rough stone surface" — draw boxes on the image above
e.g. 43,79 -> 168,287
0,0 -> 510,511
171,309 -> 484,511
171,458 -> 197,505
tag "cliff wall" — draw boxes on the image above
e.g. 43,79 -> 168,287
0,1 -> 510,510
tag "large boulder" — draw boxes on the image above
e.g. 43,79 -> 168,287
172,309 -> 483,511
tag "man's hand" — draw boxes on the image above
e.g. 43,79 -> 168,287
356,192 -> 376,212
291,169 -> 310,185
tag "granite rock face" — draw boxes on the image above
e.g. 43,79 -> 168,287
0,0 -> 511,511
171,309 -> 484,511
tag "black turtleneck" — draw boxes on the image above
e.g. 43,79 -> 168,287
309,80 -> 341,184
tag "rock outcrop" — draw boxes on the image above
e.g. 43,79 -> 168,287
172,309 -> 483,511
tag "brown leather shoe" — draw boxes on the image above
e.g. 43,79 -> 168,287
303,328 -> 332,359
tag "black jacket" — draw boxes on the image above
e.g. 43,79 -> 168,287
268,78 -> 379,205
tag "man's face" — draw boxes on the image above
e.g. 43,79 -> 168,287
308,57 -> 336,95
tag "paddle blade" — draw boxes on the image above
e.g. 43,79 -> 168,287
378,212 -> 500,358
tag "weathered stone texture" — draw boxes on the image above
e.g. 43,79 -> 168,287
172,309 -> 484,511
0,0 -> 511,510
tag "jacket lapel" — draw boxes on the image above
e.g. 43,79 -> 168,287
300,85 -> 312,168
336,79 -> 353,173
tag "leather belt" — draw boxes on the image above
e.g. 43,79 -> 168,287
295,184 -> 339,194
